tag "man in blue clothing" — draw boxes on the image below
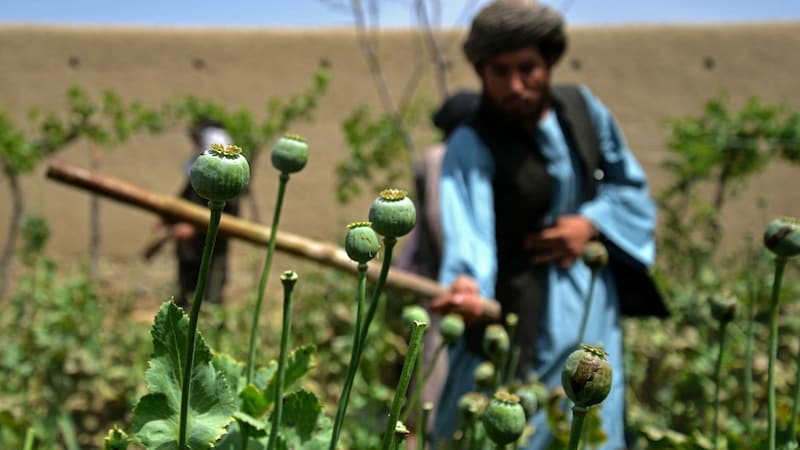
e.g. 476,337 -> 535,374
429,1 -> 661,448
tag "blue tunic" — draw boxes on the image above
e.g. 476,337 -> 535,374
433,86 -> 656,449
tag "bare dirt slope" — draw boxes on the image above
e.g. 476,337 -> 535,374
1,23 -> 799,303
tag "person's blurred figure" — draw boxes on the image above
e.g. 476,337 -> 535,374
394,90 -> 480,447
171,119 -> 239,308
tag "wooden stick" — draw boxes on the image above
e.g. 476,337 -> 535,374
45,159 -> 501,321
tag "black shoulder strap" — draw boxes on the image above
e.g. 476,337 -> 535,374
551,85 -> 603,201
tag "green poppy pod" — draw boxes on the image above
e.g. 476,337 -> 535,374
482,391 -> 527,446
473,361 -> 496,391
457,392 -> 487,424
582,240 -> 609,272
512,385 -> 538,420
402,305 -> 430,329
344,222 -> 380,264
561,344 -> 612,408
709,292 -> 739,324
482,323 -> 510,360
190,143 -> 250,202
764,216 -> 800,259
440,313 -> 465,344
271,134 -> 309,174
368,189 -> 416,238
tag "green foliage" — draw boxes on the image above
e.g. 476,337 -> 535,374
0,112 -> 39,176
18,216 -> 49,266
625,246 -> 800,449
169,64 -> 331,162
132,302 -> 237,450
0,244 -> 150,448
658,94 -> 800,277
335,98 -> 430,204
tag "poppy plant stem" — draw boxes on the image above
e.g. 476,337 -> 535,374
381,321 -> 428,450
246,173 -> 290,385
266,271 -> 298,450
328,237 -> 397,450
178,200 -> 224,450
767,257 -> 787,450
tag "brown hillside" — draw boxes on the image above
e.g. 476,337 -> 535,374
1,23 -> 799,301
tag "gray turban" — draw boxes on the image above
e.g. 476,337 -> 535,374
463,0 -> 566,66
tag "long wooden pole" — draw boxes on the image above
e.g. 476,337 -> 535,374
45,159 -> 500,321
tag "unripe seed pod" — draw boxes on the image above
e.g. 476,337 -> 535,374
271,134 -> 309,174
473,361 -> 496,391
440,313 -> 465,344
709,292 -> 739,324
582,240 -> 609,272
482,391 -> 527,446
394,421 -> 410,442
368,189 -> 416,238
505,312 -> 519,329
561,344 -> 612,408
764,216 -> 800,259
280,270 -> 299,286
457,392 -> 487,423
512,385 -> 538,420
104,425 -> 130,450
402,305 -> 430,328
344,222 -> 380,263
483,323 -> 510,359
190,143 -> 250,202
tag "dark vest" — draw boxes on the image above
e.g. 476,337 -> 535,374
462,85 -> 668,376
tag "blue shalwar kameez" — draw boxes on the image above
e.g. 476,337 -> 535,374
433,86 -> 656,450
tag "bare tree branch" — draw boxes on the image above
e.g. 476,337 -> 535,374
415,0 -> 449,101
351,0 -> 416,155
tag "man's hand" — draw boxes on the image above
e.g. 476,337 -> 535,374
430,275 -> 484,325
170,222 -> 196,241
525,215 -> 596,269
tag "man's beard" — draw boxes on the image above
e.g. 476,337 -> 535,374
494,93 -> 549,125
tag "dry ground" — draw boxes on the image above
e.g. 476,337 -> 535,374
1,23 -> 799,306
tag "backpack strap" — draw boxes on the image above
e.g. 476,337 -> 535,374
551,84 -> 604,201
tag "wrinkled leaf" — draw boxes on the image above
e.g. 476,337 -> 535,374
132,302 -> 236,450
263,345 -> 316,406
274,390 -> 331,450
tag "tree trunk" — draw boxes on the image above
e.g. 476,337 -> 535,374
0,172 -> 23,300
89,144 -> 102,279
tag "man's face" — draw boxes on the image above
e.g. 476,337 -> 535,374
478,47 -> 551,120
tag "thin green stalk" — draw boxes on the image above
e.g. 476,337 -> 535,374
178,200 -> 224,450
425,342 -> 447,382
504,319 -> 518,385
328,262 -> 372,450
402,340 -> 445,424
266,271 -> 298,450
413,342 -> 424,426
743,290 -> 756,440
576,271 -> 598,347
329,238 -> 398,449
567,406 -> 588,450
467,420 -> 479,450
790,324 -> 800,444
359,237 -> 397,350
392,435 -> 407,450
381,321 -> 428,450
712,321 -> 729,450
354,263 -> 368,347
419,403 -> 432,450
23,428 -> 34,450
767,257 -> 787,450
246,173 -> 289,385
